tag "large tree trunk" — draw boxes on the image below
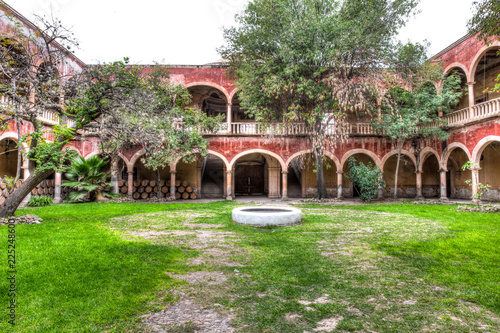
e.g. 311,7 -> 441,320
313,148 -> 328,199
156,170 -> 162,199
394,140 -> 404,199
0,169 -> 54,217
16,118 -> 22,179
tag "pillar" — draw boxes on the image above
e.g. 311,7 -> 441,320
416,171 -> 424,199
337,171 -> 343,199
439,169 -> 448,202
468,82 -> 475,119
223,166 -> 227,198
282,170 -> 288,200
170,170 -> 176,200
471,167 -> 480,204
197,166 -> 202,199
54,172 -> 62,203
110,157 -> 119,194
226,170 -> 233,200
127,171 -> 134,197
227,103 -> 232,134
377,186 -> 384,199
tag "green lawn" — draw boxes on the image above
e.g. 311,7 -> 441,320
0,201 -> 499,332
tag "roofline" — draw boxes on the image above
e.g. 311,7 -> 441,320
429,33 -> 473,61
0,0 -> 87,68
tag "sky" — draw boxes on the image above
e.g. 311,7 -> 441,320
7,0 -> 475,65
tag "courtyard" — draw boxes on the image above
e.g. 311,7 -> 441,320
0,200 -> 498,332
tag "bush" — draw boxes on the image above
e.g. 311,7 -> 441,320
27,196 -> 54,207
345,157 -> 385,202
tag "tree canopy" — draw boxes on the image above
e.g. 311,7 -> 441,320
219,0 -> 420,198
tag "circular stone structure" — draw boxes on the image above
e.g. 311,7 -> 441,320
232,207 -> 302,226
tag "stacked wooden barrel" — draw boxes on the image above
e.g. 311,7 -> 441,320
118,179 -> 197,200
30,179 -> 70,200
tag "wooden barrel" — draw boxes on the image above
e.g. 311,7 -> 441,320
177,186 -> 185,193
43,188 -> 49,195
137,186 -> 144,193
175,180 -> 181,187
4,190 -> 9,198
48,187 -> 54,195
118,180 -> 125,187
63,187 -> 68,193
133,192 -> 140,200
145,186 -> 152,193
186,186 -> 193,193
140,192 -> 148,199
120,186 -> 128,194
181,180 -> 189,187
175,192 -> 181,200
166,180 -> 171,187
32,188 -> 37,195
40,180 -> 46,188
0,182 -> 6,190
16,180 -> 22,188
161,186 -> 169,194
37,187 -> 44,195
182,192 -> 189,200
150,180 -> 156,187
0,196 -> 5,205
159,180 -> 165,187
141,180 -> 148,187
133,180 -> 140,187
190,193 -> 197,200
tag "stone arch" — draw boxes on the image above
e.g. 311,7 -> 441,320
441,142 -> 472,169
128,148 -> 147,172
341,149 -> 381,172
185,82 -> 230,102
63,145 -> 82,157
472,135 -> 500,164
229,149 -> 286,170
175,150 -> 230,171
418,147 -> 441,172
443,62 -> 470,83
0,132 -> 28,150
229,88 -> 239,104
469,41 -> 500,83
381,150 -> 417,173
285,150 -> 340,171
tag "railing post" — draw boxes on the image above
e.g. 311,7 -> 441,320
468,82 -> 475,120
227,103 -> 232,134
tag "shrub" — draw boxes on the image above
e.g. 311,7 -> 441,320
27,196 -> 54,207
344,157 -> 385,202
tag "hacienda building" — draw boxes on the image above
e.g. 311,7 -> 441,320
0,2 -> 499,204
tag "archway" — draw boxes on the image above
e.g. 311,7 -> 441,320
382,154 -> 417,198
0,137 -> 20,179
444,66 -> 468,111
421,153 -> 440,198
187,85 -> 228,120
201,154 -> 226,199
287,153 -> 338,198
477,140 -> 500,201
342,153 -> 377,198
231,152 -> 283,198
444,147 -> 471,199
472,46 -> 500,104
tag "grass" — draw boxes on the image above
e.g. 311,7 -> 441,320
0,201 -> 499,332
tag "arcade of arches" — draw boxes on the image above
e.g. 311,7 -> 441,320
2,36 -> 500,203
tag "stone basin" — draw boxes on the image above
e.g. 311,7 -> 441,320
232,207 -> 302,226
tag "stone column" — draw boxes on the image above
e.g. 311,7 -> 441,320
471,166 -> 480,204
439,169 -> 448,202
127,171 -> 134,197
223,166 -> 227,198
170,170 -> 177,200
416,171 -> 424,199
468,82 -> 475,119
110,156 -> 119,194
337,171 -> 343,199
282,170 -> 288,200
377,186 -> 384,200
197,166 -> 202,199
227,103 -> 232,134
226,170 -> 233,200
54,172 -> 62,203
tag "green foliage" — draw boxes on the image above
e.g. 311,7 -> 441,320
468,0 -> 500,43
63,155 -> 114,202
462,161 -> 491,203
344,157 -> 385,201
27,195 -> 54,207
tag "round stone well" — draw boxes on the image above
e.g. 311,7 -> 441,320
232,207 -> 302,226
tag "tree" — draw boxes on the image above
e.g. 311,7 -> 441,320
344,157 -> 385,202
219,0 -> 419,199
468,0 -> 500,43
373,43 -> 464,199
0,12 -> 219,217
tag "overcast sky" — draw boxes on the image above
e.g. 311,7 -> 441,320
7,0 -> 475,65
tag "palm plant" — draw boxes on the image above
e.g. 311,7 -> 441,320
63,156 -> 113,202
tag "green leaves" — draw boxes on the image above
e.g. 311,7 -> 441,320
63,156 -> 112,203
344,156 -> 385,202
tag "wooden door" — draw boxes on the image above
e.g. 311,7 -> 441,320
235,165 -> 264,195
